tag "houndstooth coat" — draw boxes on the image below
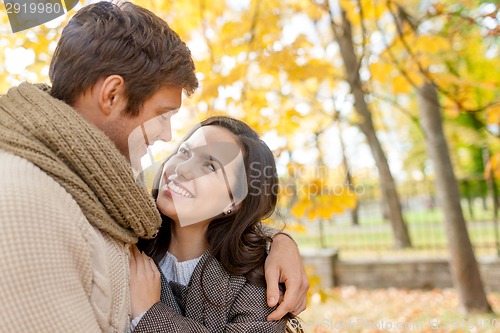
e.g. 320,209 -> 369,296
133,252 -> 286,333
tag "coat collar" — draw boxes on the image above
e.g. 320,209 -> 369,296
167,251 -> 246,329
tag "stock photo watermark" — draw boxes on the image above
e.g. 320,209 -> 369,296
290,317 -> 498,331
3,0 -> 79,33
247,162 -> 365,198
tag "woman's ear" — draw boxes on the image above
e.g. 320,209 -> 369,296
98,75 -> 127,116
222,203 -> 241,215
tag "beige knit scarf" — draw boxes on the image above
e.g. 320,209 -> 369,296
0,82 -> 161,244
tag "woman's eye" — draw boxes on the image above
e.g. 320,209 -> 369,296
205,162 -> 216,172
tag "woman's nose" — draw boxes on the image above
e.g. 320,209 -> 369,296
174,158 -> 195,180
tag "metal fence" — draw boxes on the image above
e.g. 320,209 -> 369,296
291,176 -> 500,258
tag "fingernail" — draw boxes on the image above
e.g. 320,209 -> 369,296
268,297 -> 276,304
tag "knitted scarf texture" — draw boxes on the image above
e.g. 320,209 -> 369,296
0,82 -> 161,243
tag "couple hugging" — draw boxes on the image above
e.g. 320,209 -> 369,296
0,1 -> 307,333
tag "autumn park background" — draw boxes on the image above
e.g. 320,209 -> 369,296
1,0 -> 499,331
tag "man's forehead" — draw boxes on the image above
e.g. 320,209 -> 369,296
145,85 -> 182,111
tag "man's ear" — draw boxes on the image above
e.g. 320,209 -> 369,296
98,75 -> 127,116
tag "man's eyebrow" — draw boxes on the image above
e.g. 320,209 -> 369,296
156,106 -> 179,115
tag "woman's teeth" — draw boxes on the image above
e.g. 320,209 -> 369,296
167,181 -> 194,198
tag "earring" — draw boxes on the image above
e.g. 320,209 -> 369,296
224,209 -> 232,215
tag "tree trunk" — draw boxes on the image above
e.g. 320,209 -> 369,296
319,219 -> 326,248
483,148 -> 500,256
329,8 -> 411,247
418,82 -> 492,313
336,112 -> 359,225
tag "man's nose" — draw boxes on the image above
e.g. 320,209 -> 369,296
158,123 -> 172,142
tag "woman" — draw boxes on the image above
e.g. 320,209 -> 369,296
130,116 -> 302,332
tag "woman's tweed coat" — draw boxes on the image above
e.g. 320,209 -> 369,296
134,252 -> 287,332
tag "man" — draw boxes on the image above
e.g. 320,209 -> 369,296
0,2 -> 308,332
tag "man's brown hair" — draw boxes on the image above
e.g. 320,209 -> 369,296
49,1 -> 198,116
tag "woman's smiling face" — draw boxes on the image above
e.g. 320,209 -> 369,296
156,125 -> 245,227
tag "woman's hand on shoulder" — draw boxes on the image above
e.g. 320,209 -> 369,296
129,245 -> 161,318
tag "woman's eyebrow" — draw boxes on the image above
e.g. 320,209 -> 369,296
186,142 -> 225,167
201,151 -> 223,167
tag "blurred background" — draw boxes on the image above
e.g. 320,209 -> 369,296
1,0 -> 499,331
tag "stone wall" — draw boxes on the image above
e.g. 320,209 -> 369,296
301,249 -> 500,291
301,248 -> 339,289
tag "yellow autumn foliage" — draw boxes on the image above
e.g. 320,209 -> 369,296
290,176 -> 357,221
486,104 -> 500,126
0,0 -> 498,229
392,75 -> 412,94
485,153 -> 500,181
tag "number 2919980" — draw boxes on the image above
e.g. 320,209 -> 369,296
5,2 -> 63,15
